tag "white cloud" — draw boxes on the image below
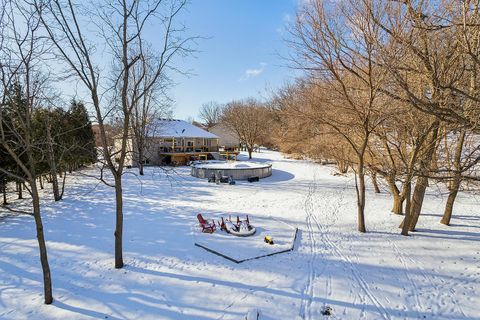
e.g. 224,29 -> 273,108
241,63 -> 267,80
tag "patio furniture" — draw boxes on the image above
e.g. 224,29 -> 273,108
197,214 -> 216,233
248,176 -> 259,183
208,173 -> 216,183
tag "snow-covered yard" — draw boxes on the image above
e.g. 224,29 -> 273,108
1,151 -> 479,319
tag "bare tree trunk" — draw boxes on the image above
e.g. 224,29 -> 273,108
59,171 -> 67,200
114,175 -> 124,269
371,172 -> 381,193
30,180 -> 53,304
441,183 -> 459,226
138,148 -> 144,176
356,161 -> 367,233
2,185 -> 7,205
408,176 -> 429,231
387,175 -> 403,214
392,193 -> 403,214
441,130 -> 466,225
337,160 -> 349,174
400,182 -> 412,235
408,123 -> 440,231
247,147 -> 253,159
399,121 -> 439,234
39,176 -> 44,189
17,182 -> 23,199
404,181 -> 412,215
47,123 -> 61,200
50,172 -> 60,201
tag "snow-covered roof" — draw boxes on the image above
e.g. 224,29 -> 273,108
147,119 -> 219,139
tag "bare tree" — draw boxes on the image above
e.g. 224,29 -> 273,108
276,0 -> 479,235
199,101 -> 223,129
367,0 -> 480,232
430,126 -> 479,225
36,0 -> 192,268
222,98 -> 270,159
271,81 -> 355,172
129,47 -> 172,175
288,0 -> 390,232
0,0 -> 53,304
368,0 -> 480,129
439,128 -> 466,225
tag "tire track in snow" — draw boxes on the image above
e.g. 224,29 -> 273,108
310,207 -> 392,320
299,178 -> 322,319
300,168 -> 346,319
306,170 -> 391,320
307,172 -> 361,318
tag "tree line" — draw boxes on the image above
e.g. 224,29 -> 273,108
198,0 -> 480,238
199,99 -> 274,159
1,90 -> 96,204
270,0 -> 480,235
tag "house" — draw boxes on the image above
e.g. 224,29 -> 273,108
115,119 -> 220,166
91,123 -> 114,147
208,123 -> 241,160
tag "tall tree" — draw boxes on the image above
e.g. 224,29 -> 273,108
367,0 -> 480,232
32,107 -> 65,201
199,101 -> 223,129
440,129 -> 466,225
128,49 -> 172,176
66,100 -> 97,170
36,0 -> 193,268
0,1 -> 53,300
222,99 -> 270,159
288,0 -> 389,232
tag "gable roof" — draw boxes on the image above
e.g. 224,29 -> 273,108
147,119 -> 219,139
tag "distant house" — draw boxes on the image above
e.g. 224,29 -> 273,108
91,123 -> 114,147
115,119 -> 220,166
208,123 -> 241,160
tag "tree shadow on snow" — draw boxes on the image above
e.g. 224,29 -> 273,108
421,212 -> 480,222
411,228 -> 480,242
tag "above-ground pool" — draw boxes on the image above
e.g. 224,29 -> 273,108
191,161 -> 272,180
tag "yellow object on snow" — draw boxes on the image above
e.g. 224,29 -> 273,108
264,236 -> 274,245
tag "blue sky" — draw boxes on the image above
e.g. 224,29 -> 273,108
168,0 -> 300,120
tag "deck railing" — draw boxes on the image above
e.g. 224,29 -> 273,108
159,145 -> 219,153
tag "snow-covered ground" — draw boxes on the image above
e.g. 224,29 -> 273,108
1,150 -> 479,319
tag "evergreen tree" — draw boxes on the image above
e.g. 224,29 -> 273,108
67,100 -> 97,168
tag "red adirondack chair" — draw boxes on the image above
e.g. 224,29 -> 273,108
197,214 -> 216,233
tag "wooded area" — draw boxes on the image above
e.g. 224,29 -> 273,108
270,0 -> 480,235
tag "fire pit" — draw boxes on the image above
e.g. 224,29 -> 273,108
220,216 -> 256,237
193,216 -> 298,263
